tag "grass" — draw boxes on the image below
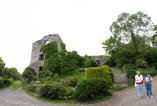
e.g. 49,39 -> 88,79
11,80 -> 22,90
112,85 -> 128,91
60,70 -> 85,80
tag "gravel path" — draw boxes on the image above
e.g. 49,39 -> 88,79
0,87 -> 64,106
1,76 -> 157,106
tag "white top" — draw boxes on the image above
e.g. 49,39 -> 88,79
135,75 -> 143,83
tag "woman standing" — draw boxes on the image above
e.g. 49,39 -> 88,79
135,71 -> 143,99
144,72 -> 153,99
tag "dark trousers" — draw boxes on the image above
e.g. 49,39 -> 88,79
145,83 -> 152,96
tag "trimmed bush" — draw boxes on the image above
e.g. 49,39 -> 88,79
40,82 -> 65,99
85,65 -> 112,83
73,78 -> 110,101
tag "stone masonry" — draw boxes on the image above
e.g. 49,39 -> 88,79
91,55 -> 106,66
29,34 -> 63,73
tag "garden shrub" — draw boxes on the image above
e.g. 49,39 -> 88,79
85,65 -> 112,83
150,63 -> 157,69
61,78 -> 71,87
0,57 -> 5,76
69,77 -> 79,87
0,78 -> 4,88
122,64 -> 137,73
137,68 -> 157,76
22,67 -> 36,84
61,77 -> 79,87
27,83 -> 41,92
104,56 -> 111,65
126,69 -> 137,80
136,59 -> 148,68
4,79 -> 13,87
40,82 -> 65,99
0,78 -> 12,88
83,55 -> 98,67
61,87 -> 74,100
60,67 -> 70,75
126,68 -> 157,86
73,77 -> 110,101
9,67 -> 21,80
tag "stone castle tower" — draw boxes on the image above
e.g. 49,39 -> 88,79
30,34 -> 63,73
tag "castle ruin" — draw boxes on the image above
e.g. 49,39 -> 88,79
29,34 -> 107,73
29,34 -> 63,73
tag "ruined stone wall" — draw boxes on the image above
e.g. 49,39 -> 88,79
30,34 -> 63,73
91,55 -> 106,66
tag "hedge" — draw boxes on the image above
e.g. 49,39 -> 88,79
85,65 -> 112,83
73,77 -> 110,101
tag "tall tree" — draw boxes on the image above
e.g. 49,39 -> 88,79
103,11 -> 156,55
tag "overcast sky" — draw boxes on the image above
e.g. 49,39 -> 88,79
0,0 -> 157,73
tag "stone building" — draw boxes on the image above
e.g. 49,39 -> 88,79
29,34 -> 63,73
91,55 -> 106,66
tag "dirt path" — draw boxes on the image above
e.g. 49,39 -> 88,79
1,76 -> 157,106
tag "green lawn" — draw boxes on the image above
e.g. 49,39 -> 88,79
60,70 -> 85,80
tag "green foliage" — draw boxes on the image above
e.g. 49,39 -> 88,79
9,67 -> 21,80
82,55 -> 98,68
104,56 -> 111,65
126,69 -> 137,80
0,57 -> 5,76
68,77 -> 79,87
144,47 -> 157,64
102,11 -> 157,68
136,59 -> 148,68
150,63 -> 157,69
2,67 -> 20,80
126,68 -> 157,86
112,85 -> 127,91
40,82 -> 65,99
22,67 -> 36,84
122,64 -> 137,73
62,87 -> 74,100
73,78 -> 110,101
138,68 -> 157,76
110,12 -> 154,45
39,41 -> 86,81
85,65 -> 112,83
12,80 -> 22,89
27,83 -> 41,92
0,78 -> 13,88
61,77 -> 79,87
